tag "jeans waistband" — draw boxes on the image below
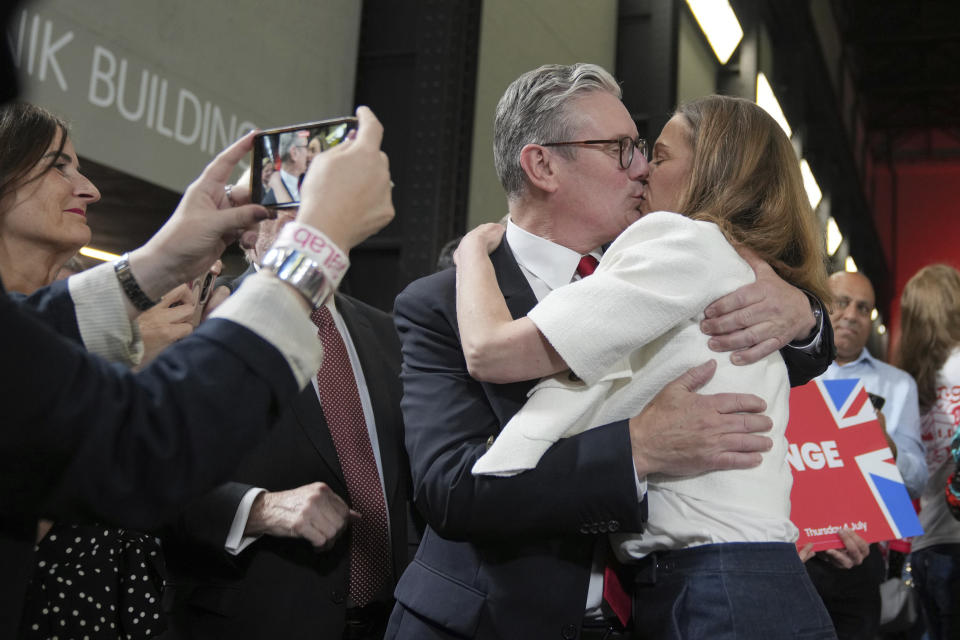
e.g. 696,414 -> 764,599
629,542 -> 801,585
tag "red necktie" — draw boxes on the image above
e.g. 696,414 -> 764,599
574,257 -> 631,626
604,563 -> 632,627
577,254 -> 599,278
311,306 -> 392,606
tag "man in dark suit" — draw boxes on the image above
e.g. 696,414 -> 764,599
386,63 -> 835,639
164,208 -> 413,640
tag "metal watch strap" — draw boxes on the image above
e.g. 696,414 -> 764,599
114,253 -> 159,311
260,246 -> 335,309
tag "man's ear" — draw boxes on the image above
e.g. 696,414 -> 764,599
519,143 -> 561,193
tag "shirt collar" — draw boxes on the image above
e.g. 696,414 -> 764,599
832,347 -> 875,370
505,218 -> 601,290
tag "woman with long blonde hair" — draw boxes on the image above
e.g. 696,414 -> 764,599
897,263 -> 960,640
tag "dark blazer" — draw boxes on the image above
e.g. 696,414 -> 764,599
164,291 -> 412,639
386,239 -> 834,640
0,278 -> 302,637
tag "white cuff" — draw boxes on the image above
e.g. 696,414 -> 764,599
210,271 -> 324,389
225,487 -> 267,555
633,462 -> 647,502
68,261 -> 144,365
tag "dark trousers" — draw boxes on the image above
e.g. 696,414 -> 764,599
630,542 -> 836,639
806,543 -> 885,640
911,544 -> 960,640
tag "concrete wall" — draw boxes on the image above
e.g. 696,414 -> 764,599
466,0 -> 618,228
12,0 -> 361,192
676,8 -> 716,106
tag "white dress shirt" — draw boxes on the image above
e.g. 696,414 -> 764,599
279,169 -> 301,201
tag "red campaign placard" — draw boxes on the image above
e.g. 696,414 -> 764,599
787,378 -> 924,551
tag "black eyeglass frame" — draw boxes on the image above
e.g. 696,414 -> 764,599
542,136 -> 648,170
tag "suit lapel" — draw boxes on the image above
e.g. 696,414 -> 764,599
484,238 -> 543,423
287,383 -> 343,481
490,237 -> 538,321
227,265 -> 346,483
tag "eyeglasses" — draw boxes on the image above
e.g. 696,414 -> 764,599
542,136 -> 648,170
831,296 -> 873,318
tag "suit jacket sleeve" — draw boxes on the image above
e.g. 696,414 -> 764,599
394,272 -> 645,540
173,481 -> 257,552
7,279 -> 81,343
1,286 -> 300,531
781,302 -> 835,387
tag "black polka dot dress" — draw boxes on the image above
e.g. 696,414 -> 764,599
19,523 -> 167,639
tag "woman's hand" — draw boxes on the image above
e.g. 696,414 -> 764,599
128,130 -> 272,304
453,223 -> 505,267
135,283 -> 198,368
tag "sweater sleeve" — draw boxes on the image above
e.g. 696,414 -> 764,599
527,212 -> 754,386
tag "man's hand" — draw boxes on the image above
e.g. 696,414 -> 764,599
244,482 -> 359,551
701,247 -> 815,365
629,360 -> 774,477
297,106 -> 395,252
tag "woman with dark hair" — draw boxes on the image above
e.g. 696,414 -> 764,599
0,102 -> 190,638
0,103 -> 98,292
897,263 -> 960,640
454,95 -> 834,638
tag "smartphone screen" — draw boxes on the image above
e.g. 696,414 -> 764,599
867,392 -> 886,412
250,117 -> 358,209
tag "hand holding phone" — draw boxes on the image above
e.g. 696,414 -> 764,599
293,106 -> 395,252
250,117 -> 358,209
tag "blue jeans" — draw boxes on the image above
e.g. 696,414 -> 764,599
630,542 -> 837,639
911,544 -> 960,640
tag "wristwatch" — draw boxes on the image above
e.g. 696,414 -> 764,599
114,253 -> 159,311
260,246 -> 335,309
795,290 -> 823,346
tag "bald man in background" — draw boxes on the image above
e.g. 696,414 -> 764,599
805,270 -> 927,639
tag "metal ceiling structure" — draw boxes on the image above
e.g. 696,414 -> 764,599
833,0 -> 960,160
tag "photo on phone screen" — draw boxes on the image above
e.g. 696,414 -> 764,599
250,117 -> 358,209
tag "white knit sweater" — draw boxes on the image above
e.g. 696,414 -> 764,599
472,211 -> 798,554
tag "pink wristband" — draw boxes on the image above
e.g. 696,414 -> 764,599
272,222 -> 350,287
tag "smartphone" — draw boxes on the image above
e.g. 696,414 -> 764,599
186,270 -> 216,326
250,117 -> 358,209
867,392 -> 886,412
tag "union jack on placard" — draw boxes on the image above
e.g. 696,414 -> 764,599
819,378 -> 880,429
788,378 -> 924,550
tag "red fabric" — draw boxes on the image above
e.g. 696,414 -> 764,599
574,258 -> 630,625
576,255 -> 599,278
603,565 -> 631,627
312,306 -> 391,606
